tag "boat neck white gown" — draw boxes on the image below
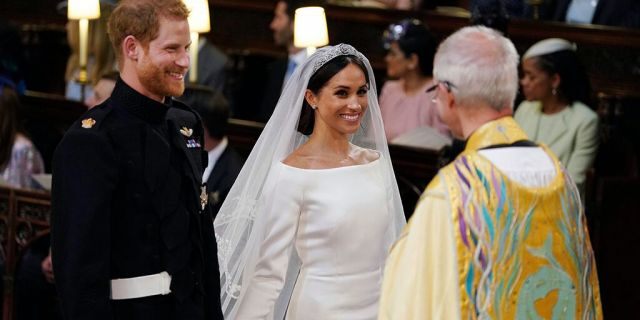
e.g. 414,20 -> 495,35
235,158 -> 392,320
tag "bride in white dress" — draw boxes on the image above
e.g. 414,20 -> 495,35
214,44 -> 405,319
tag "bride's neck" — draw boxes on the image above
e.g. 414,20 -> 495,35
308,131 -> 351,157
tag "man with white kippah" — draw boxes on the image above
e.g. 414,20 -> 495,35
379,26 -> 602,319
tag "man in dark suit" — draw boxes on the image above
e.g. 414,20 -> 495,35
51,1 -> 221,319
257,0 -> 309,122
552,0 -> 640,28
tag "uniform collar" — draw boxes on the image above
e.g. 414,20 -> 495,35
110,77 -> 170,123
465,116 -> 529,152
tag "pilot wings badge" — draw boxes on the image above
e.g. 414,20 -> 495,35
180,127 -> 193,137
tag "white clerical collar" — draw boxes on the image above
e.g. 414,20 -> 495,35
202,137 -> 229,182
478,147 -> 557,187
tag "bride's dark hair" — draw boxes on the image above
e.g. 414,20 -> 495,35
297,55 -> 369,135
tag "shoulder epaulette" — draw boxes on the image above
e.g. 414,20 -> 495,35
75,101 -> 114,131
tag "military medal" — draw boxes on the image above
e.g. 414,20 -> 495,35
186,139 -> 201,148
200,185 -> 208,210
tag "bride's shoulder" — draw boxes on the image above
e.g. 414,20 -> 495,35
350,145 -> 381,164
281,149 -> 312,169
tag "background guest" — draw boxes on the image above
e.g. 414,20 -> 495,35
515,38 -> 598,196
0,84 -> 44,189
257,0 -> 311,122
229,0 -> 308,122
552,0 -> 640,28
379,19 -> 450,143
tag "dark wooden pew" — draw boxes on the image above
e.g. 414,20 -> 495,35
0,186 -> 51,320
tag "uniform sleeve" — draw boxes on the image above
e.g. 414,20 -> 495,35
566,112 -> 599,188
51,128 -> 118,320
235,167 -> 303,319
379,176 -> 461,320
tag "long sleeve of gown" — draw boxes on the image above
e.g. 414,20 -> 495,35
235,165 -> 303,319
379,176 -> 461,320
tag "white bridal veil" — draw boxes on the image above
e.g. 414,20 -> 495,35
213,44 -> 405,319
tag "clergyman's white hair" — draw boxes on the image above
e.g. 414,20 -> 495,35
433,26 -> 519,111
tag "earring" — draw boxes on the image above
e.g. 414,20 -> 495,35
552,87 -> 557,96
311,105 -> 317,110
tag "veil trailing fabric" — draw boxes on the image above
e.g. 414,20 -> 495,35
213,44 -> 406,319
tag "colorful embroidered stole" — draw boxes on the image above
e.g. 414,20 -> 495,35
439,117 -> 602,319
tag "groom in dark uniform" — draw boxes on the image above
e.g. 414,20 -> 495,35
51,0 -> 222,319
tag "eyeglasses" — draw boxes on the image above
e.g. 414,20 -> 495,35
426,80 -> 456,94
382,19 -> 422,50
426,80 -> 456,102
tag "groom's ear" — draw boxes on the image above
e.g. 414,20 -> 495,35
304,89 -> 317,107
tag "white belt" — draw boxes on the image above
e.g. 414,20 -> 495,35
110,271 -> 172,300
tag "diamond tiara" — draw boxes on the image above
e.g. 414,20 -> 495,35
312,43 -> 367,73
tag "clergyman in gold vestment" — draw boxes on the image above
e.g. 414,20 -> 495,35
379,26 -> 602,319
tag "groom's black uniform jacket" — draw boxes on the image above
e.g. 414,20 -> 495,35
51,79 -> 223,320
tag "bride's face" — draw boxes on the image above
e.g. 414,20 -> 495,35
307,63 -> 369,137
